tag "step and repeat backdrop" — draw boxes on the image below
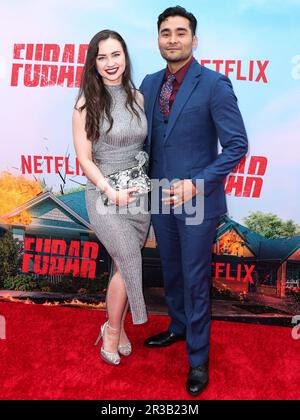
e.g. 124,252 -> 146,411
0,0 -> 299,322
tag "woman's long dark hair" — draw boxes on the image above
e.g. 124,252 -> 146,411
75,30 -> 141,142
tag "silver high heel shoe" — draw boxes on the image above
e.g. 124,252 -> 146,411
94,321 -> 120,366
118,341 -> 132,357
118,327 -> 132,356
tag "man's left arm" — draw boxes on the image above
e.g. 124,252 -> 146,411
191,75 -> 248,197
166,75 -> 249,208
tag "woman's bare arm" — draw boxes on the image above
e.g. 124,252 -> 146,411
72,97 -> 138,206
134,89 -> 145,110
72,98 -> 111,193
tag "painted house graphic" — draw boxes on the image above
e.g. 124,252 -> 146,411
0,191 -> 299,298
213,218 -> 300,297
0,191 -> 108,281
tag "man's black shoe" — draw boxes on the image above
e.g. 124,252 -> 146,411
186,363 -> 209,397
144,331 -> 185,347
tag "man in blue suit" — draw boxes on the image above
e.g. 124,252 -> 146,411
140,6 -> 248,396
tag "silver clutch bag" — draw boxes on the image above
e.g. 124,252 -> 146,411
102,151 -> 152,206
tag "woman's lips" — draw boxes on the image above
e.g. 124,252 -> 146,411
105,68 -> 119,75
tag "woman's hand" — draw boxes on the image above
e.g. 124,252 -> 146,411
106,186 -> 140,207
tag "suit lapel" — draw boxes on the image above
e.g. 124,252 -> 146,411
164,59 -> 202,143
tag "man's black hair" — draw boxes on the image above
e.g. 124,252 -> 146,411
157,5 -> 197,36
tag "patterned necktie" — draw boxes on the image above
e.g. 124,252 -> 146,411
159,74 -> 176,117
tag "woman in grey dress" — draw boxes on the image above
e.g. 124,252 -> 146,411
72,30 -> 150,365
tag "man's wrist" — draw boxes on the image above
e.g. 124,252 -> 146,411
190,178 -> 203,196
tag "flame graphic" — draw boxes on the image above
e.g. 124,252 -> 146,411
218,231 -> 248,257
0,172 -> 43,225
0,295 -> 106,310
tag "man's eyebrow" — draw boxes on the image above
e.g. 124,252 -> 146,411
160,27 -> 188,33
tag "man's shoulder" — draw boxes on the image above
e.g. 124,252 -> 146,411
142,69 -> 165,85
199,64 -> 227,83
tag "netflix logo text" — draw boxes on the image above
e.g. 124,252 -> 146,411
21,155 -> 85,176
212,262 -> 255,284
200,59 -> 269,83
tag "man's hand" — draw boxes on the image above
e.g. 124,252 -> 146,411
162,180 -> 202,209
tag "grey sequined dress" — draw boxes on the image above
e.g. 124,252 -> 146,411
85,84 -> 151,324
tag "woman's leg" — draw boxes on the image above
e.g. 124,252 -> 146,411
103,267 -> 128,353
119,300 -> 130,346
117,222 -> 150,346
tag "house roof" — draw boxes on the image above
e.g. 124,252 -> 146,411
0,191 -> 92,231
218,215 -> 300,261
58,191 -> 90,222
217,215 -> 266,256
259,236 -> 300,261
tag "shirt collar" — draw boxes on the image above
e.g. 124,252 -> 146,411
165,56 -> 194,84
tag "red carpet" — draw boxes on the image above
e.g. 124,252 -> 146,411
0,301 -> 299,400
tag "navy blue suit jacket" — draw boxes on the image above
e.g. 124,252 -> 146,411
140,58 -> 248,219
